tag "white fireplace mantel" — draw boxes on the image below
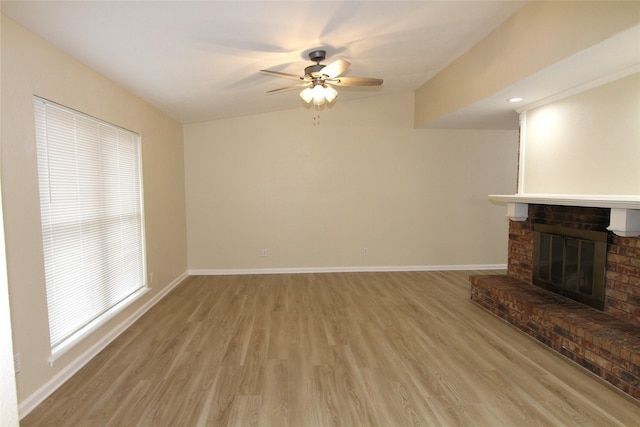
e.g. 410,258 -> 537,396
489,194 -> 640,237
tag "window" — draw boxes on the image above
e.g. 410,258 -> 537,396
34,97 -> 147,359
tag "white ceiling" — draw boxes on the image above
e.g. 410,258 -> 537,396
2,1 -> 638,128
1,0 -> 527,124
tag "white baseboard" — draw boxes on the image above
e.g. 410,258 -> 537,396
18,271 -> 189,419
188,264 -> 507,276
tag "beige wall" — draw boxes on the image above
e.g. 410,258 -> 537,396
184,92 -> 518,272
521,73 -> 640,195
1,15 -> 188,406
415,1 -> 640,128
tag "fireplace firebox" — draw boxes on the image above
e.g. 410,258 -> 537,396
533,224 -> 607,310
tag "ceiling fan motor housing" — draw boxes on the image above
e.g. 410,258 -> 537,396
305,50 -> 328,79
308,50 -> 326,63
304,64 -> 326,78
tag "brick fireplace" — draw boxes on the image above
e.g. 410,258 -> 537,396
471,203 -> 640,399
508,205 -> 640,324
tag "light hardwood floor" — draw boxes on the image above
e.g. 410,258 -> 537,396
22,271 -> 640,426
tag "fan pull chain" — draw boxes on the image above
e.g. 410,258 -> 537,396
313,103 -> 320,126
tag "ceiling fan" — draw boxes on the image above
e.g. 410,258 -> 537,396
260,49 -> 383,107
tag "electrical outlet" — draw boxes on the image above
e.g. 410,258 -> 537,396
261,249 -> 267,257
363,247 -> 369,255
14,352 -> 21,374
150,272 -> 154,283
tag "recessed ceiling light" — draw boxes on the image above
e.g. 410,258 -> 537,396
508,97 -> 524,103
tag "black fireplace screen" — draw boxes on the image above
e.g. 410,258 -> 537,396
533,224 -> 607,310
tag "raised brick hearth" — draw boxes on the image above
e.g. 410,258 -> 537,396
470,204 -> 640,400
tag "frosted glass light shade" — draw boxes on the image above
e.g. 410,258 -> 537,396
312,85 -> 325,105
324,87 -> 338,103
300,87 -> 313,103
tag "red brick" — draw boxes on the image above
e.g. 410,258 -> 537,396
585,349 -> 613,372
608,253 -> 631,264
615,237 -> 638,248
610,341 -> 622,357
618,264 -> 640,277
607,271 -> 630,284
607,281 -> 639,294
605,289 -> 629,302
619,245 -> 640,257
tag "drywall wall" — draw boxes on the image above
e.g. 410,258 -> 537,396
184,92 -> 518,272
0,14 -> 20,426
1,15 -> 188,410
521,73 -> 640,195
415,1 -> 640,128
0,189 -> 19,426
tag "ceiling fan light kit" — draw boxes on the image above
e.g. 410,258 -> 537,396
300,84 -> 338,105
261,49 -> 383,125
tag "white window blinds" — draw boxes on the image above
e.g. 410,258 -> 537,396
34,97 -> 146,357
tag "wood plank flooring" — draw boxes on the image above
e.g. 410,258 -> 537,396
22,271 -> 640,426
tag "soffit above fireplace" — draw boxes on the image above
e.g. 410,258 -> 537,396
489,194 -> 640,237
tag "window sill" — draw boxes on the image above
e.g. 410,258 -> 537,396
48,286 -> 149,365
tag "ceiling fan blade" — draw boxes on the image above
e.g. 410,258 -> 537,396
320,59 -> 351,78
266,83 -> 310,94
260,69 -> 304,80
329,76 -> 383,86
